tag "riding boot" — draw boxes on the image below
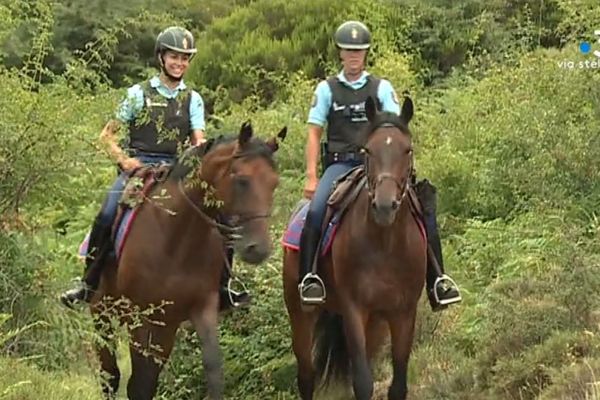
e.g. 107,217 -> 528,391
60,216 -> 113,309
298,224 -> 326,305
415,179 -> 462,312
218,246 -> 251,312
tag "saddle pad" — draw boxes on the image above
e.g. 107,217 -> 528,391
77,208 -> 136,261
76,166 -> 165,263
281,195 -> 428,255
281,201 -> 340,256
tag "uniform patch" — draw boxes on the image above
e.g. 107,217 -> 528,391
311,94 -> 318,108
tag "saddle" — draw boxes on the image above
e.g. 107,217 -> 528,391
122,164 -> 170,203
322,166 -> 367,231
281,167 -> 426,254
77,164 -> 173,262
112,164 -> 171,246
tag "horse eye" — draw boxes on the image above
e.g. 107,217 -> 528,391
233,175 -> 251,191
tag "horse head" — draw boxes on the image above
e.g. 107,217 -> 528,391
361,95 -> 414,227
190,122 -> 286,264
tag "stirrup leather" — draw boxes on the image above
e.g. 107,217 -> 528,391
433,274 -> 462,306
298,273 -> 326,305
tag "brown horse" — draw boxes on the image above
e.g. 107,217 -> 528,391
91,122 -> 286,400
283,96 -> 426,400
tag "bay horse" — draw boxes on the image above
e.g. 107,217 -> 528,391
283,96 -> 426,400
91,122 -> 286,400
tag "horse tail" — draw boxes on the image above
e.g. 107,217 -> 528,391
313,311 -> 350,387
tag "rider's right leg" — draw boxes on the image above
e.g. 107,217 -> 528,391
298,162 -> 356,305
60,173 -> 128,308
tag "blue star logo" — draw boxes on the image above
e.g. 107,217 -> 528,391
580,41 -> 592,54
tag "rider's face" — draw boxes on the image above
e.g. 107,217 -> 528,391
340,49 -> 367,75
162,50 -> 191,79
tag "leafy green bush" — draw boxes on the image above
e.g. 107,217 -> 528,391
415,46 -> 600,220
187,0 -> 417,103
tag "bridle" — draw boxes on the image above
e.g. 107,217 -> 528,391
177,149 -> 273,244
363,122 -> 413,209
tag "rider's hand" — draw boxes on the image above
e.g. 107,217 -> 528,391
120,157 -> 143,172
303,176 -> 318,199
193,137 -> 207,147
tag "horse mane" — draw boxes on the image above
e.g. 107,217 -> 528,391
169,134 -> 275,181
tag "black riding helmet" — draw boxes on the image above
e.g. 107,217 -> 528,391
155,26 -> 197,57
155,26 -> 197,80
334,21 -> 371,50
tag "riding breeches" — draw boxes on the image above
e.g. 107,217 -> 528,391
304,160 -> 362,231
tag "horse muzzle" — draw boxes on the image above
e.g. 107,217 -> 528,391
369,176 -> 408,227
370,197 -> 400,226
234,233 -> 272,264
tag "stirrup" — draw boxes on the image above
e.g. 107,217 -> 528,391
227,276 -> 249,308
298,273 -> 326,305
433,274 -> 462,306
60,279 -> 93,309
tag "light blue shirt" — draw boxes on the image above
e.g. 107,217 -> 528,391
307,70 -> 400,127
116,76 -> 205,130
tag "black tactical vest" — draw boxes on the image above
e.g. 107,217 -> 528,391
126,81 -> 192,155
325,75 -> 381,153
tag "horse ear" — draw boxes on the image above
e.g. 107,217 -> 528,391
239,121 -> 253,146
365,96 -> 377,122
400,96 -> 414,125
266,126 -> 287,152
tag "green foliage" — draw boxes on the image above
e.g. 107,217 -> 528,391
554,0 -> 600,44
1,0 -> 245,86
415,46 -> 600,220
187,0 -> 417,103
1,1 -> 600,399
403,46 -> 600,400
539,357 -> 600,400
0,356 -> 102,400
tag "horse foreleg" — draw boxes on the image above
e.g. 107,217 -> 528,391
127,322 -> 178,400
91,302 -> 120,399
386,310 -> 417,400
190,292 -> 223,400
343,307 -> 373,400
289,307 -> 319,400
283,250 -> 319,400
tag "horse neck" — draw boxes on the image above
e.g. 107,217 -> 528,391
159,178 -> 219,240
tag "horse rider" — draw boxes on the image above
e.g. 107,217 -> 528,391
60,26 -> 250,311
297,20 -> 462,311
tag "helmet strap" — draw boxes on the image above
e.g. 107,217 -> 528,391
158,52 -> 183,84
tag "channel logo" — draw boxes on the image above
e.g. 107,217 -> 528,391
578,30 -> 600,58
557,30 -> 600,69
